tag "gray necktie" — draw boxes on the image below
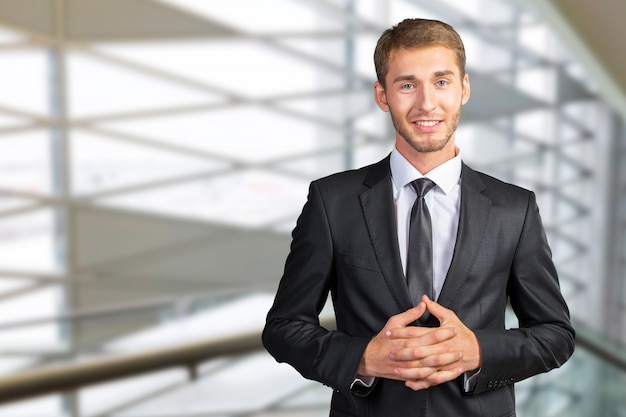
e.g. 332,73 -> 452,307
407,178 -> 436,311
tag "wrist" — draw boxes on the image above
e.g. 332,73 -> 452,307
468,333 -> 482,371
358,338 -> 378,377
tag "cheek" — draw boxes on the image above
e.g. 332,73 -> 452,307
440,93 -> 464,110
387,95 -> 414,113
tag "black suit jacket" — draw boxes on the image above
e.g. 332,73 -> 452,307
263,156 -> 575,417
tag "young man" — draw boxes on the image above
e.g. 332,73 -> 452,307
263,18 -> 575,416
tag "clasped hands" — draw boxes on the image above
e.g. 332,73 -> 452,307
358,295 -> 482,391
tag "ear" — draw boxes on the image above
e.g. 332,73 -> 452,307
374,81 -> 390,112
461,73 -> 470,105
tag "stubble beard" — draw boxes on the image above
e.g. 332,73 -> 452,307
391,107 -> 462,154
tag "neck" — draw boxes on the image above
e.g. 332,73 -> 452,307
395,140 -> 457,175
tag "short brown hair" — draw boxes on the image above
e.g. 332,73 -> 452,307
374,18 -> 466,87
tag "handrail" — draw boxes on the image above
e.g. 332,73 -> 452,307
574,319 -> 626,371
0,317 -> 623,404
0,327 -> 264,404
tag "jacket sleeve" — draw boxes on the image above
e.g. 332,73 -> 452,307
471,191 -> 575,394
262,181 -> 371,396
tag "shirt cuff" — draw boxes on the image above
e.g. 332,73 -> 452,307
463,368 -> 481,392
351,374 -> 375,389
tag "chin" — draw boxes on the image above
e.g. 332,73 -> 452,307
407,138 -> 450,154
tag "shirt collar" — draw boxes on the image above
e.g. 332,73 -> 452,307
390,146 -> 462,196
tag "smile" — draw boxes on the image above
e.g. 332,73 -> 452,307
413,120 -> 440,127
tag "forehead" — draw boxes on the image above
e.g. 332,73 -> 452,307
387,46 -> 460,77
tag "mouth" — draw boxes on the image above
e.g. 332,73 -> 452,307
411,120 -> 443,133
413,120 -> 441,127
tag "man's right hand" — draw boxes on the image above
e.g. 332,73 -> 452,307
357,301 -> 460,383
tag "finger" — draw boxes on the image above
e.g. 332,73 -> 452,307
386,302 -> 427,330
418,351 -> 463,368
388,325 -> 457,342
392,347 -> 462,366
404,379 -> 433,391
404,367 -> 465,391
423,296 -> 454,323
393,365 -> 437,381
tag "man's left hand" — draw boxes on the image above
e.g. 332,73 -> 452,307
386,295 -> 482,391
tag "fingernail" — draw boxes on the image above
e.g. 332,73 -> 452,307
385,330 -> 392,337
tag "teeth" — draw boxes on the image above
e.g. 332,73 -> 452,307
415,121 -> 438,127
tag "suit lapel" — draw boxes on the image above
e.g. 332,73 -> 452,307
437,164 -> 492,307
360,157 -> 413,311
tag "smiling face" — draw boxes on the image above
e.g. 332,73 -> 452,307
374,46 -> 470,171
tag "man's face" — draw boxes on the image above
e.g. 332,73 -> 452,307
374,46 -> 470,157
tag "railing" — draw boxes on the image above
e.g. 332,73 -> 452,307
572,319 -> 626,372
0,317 -> 622,405
0,328 -> 262,404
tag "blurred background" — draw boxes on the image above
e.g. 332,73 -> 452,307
0,0 -> 624,415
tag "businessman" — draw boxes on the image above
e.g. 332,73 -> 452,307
263,18 -> 575,416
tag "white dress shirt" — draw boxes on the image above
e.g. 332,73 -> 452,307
390,146 -> 462,301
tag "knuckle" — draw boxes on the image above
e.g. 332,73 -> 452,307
412,368 -> 428,378
412,347 -> 425,358
432,332 -> 446,343
428,373 -> 446,384
440,327 -> 455,339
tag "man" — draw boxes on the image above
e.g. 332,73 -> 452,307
262,18 -> 575,416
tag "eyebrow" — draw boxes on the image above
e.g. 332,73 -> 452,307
392,70 -> 457,84
434,70 -> 456,77
392,75 -> 417,84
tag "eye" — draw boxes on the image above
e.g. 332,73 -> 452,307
436,80 -> 449,87
401,83 -> 414,90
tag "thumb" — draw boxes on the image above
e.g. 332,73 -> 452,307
388,301 -> 427,329
422,295 -> 452,323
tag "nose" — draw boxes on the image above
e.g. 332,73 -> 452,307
416,85 -> 436,112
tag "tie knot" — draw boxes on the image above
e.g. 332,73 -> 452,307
410,178 -> 436,197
